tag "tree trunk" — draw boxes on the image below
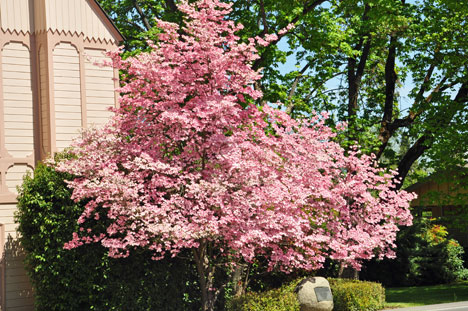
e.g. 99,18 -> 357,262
231,263 -> 250,298
338,262 -> 358,279
193,242 -> 218,311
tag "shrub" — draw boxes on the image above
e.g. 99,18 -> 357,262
15,160 -> 200,311
329,278 -> 385,311
227,277 -> 385,311
227,279 -> 301,311
361,218 -> 468,286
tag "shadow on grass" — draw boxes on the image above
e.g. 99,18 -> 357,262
386,281 -> 468,307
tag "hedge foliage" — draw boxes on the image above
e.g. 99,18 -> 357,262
329,278 -> 385,311
227,277 -> 385,311
227,279 -> 300,311
15,160 -> 200,311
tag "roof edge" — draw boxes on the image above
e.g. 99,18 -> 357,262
90,0 -> 126,43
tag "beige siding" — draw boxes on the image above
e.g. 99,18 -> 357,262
1,43 -> 34,158
53,43 -> 82,150
1,204 -> 34,311
45,0 -> 115,42
0,204 -> 15,240
5,165 -> 32,195
0,0 -> 32,33
84,48 -> 114,126
0,0 -> 118,42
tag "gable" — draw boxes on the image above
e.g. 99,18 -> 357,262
0,0 -> 123,43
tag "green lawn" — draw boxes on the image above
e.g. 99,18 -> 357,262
384,281 -> 468,309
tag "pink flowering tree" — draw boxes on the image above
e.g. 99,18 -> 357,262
57,1 -> 415,310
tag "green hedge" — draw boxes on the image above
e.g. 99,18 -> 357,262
227,279 -> 300,311
15,161 -> 200,311
227,278 -> 385,311
329,278 -> 385,311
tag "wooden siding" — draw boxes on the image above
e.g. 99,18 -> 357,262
0,204 -> 15,240
0,204 -> 34,311
53,43 -> 82,150
5,165 -> 32,194
1,0 -> 119,43
1,43 -> 34,159
0,0 -> 32,34
84,48 -> 114,126
410,180 -> 468,207
44,0 -> 116,42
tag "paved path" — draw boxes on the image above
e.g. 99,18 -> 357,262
383,301 -> 468,311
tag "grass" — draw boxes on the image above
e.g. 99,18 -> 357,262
384,281 -> 468,309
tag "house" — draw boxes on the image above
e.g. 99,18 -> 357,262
0,0 -> 122,309
407,169 -> 468,246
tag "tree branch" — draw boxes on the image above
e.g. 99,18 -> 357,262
124,18 -> 147,33
395,135 -> 431,190
306,71 -> 346,100
347,37 -> 371,119
382,35 -> 398,125
376,58 -> 443,160
414,63 -> 436,103
252,0 -> 327,70
395,82 -> 468,188
132,0 -> 152,31
165,0 -> 178,13
259,0 -> 269,35
347,4 -> 371,121
376,35 -> 398,159
286,63 -> 311,115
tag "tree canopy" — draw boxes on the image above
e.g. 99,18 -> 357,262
97,0 -> 468,187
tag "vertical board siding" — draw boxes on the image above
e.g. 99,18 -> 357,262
84,48 -> 114,126
5,165 -> 32,194
1,43 -> 34,158
53,42 -> 82,150
0,0 -> 31,33
44,0 -> 114,42
0,0 -> 119,43
38,47 -> 50,156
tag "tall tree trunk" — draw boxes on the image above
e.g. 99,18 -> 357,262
376,35 -> 398,160
346,4 -> 371,130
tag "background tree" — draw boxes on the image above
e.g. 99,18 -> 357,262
58,1 -> 414,310
97,0 -> 468,188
